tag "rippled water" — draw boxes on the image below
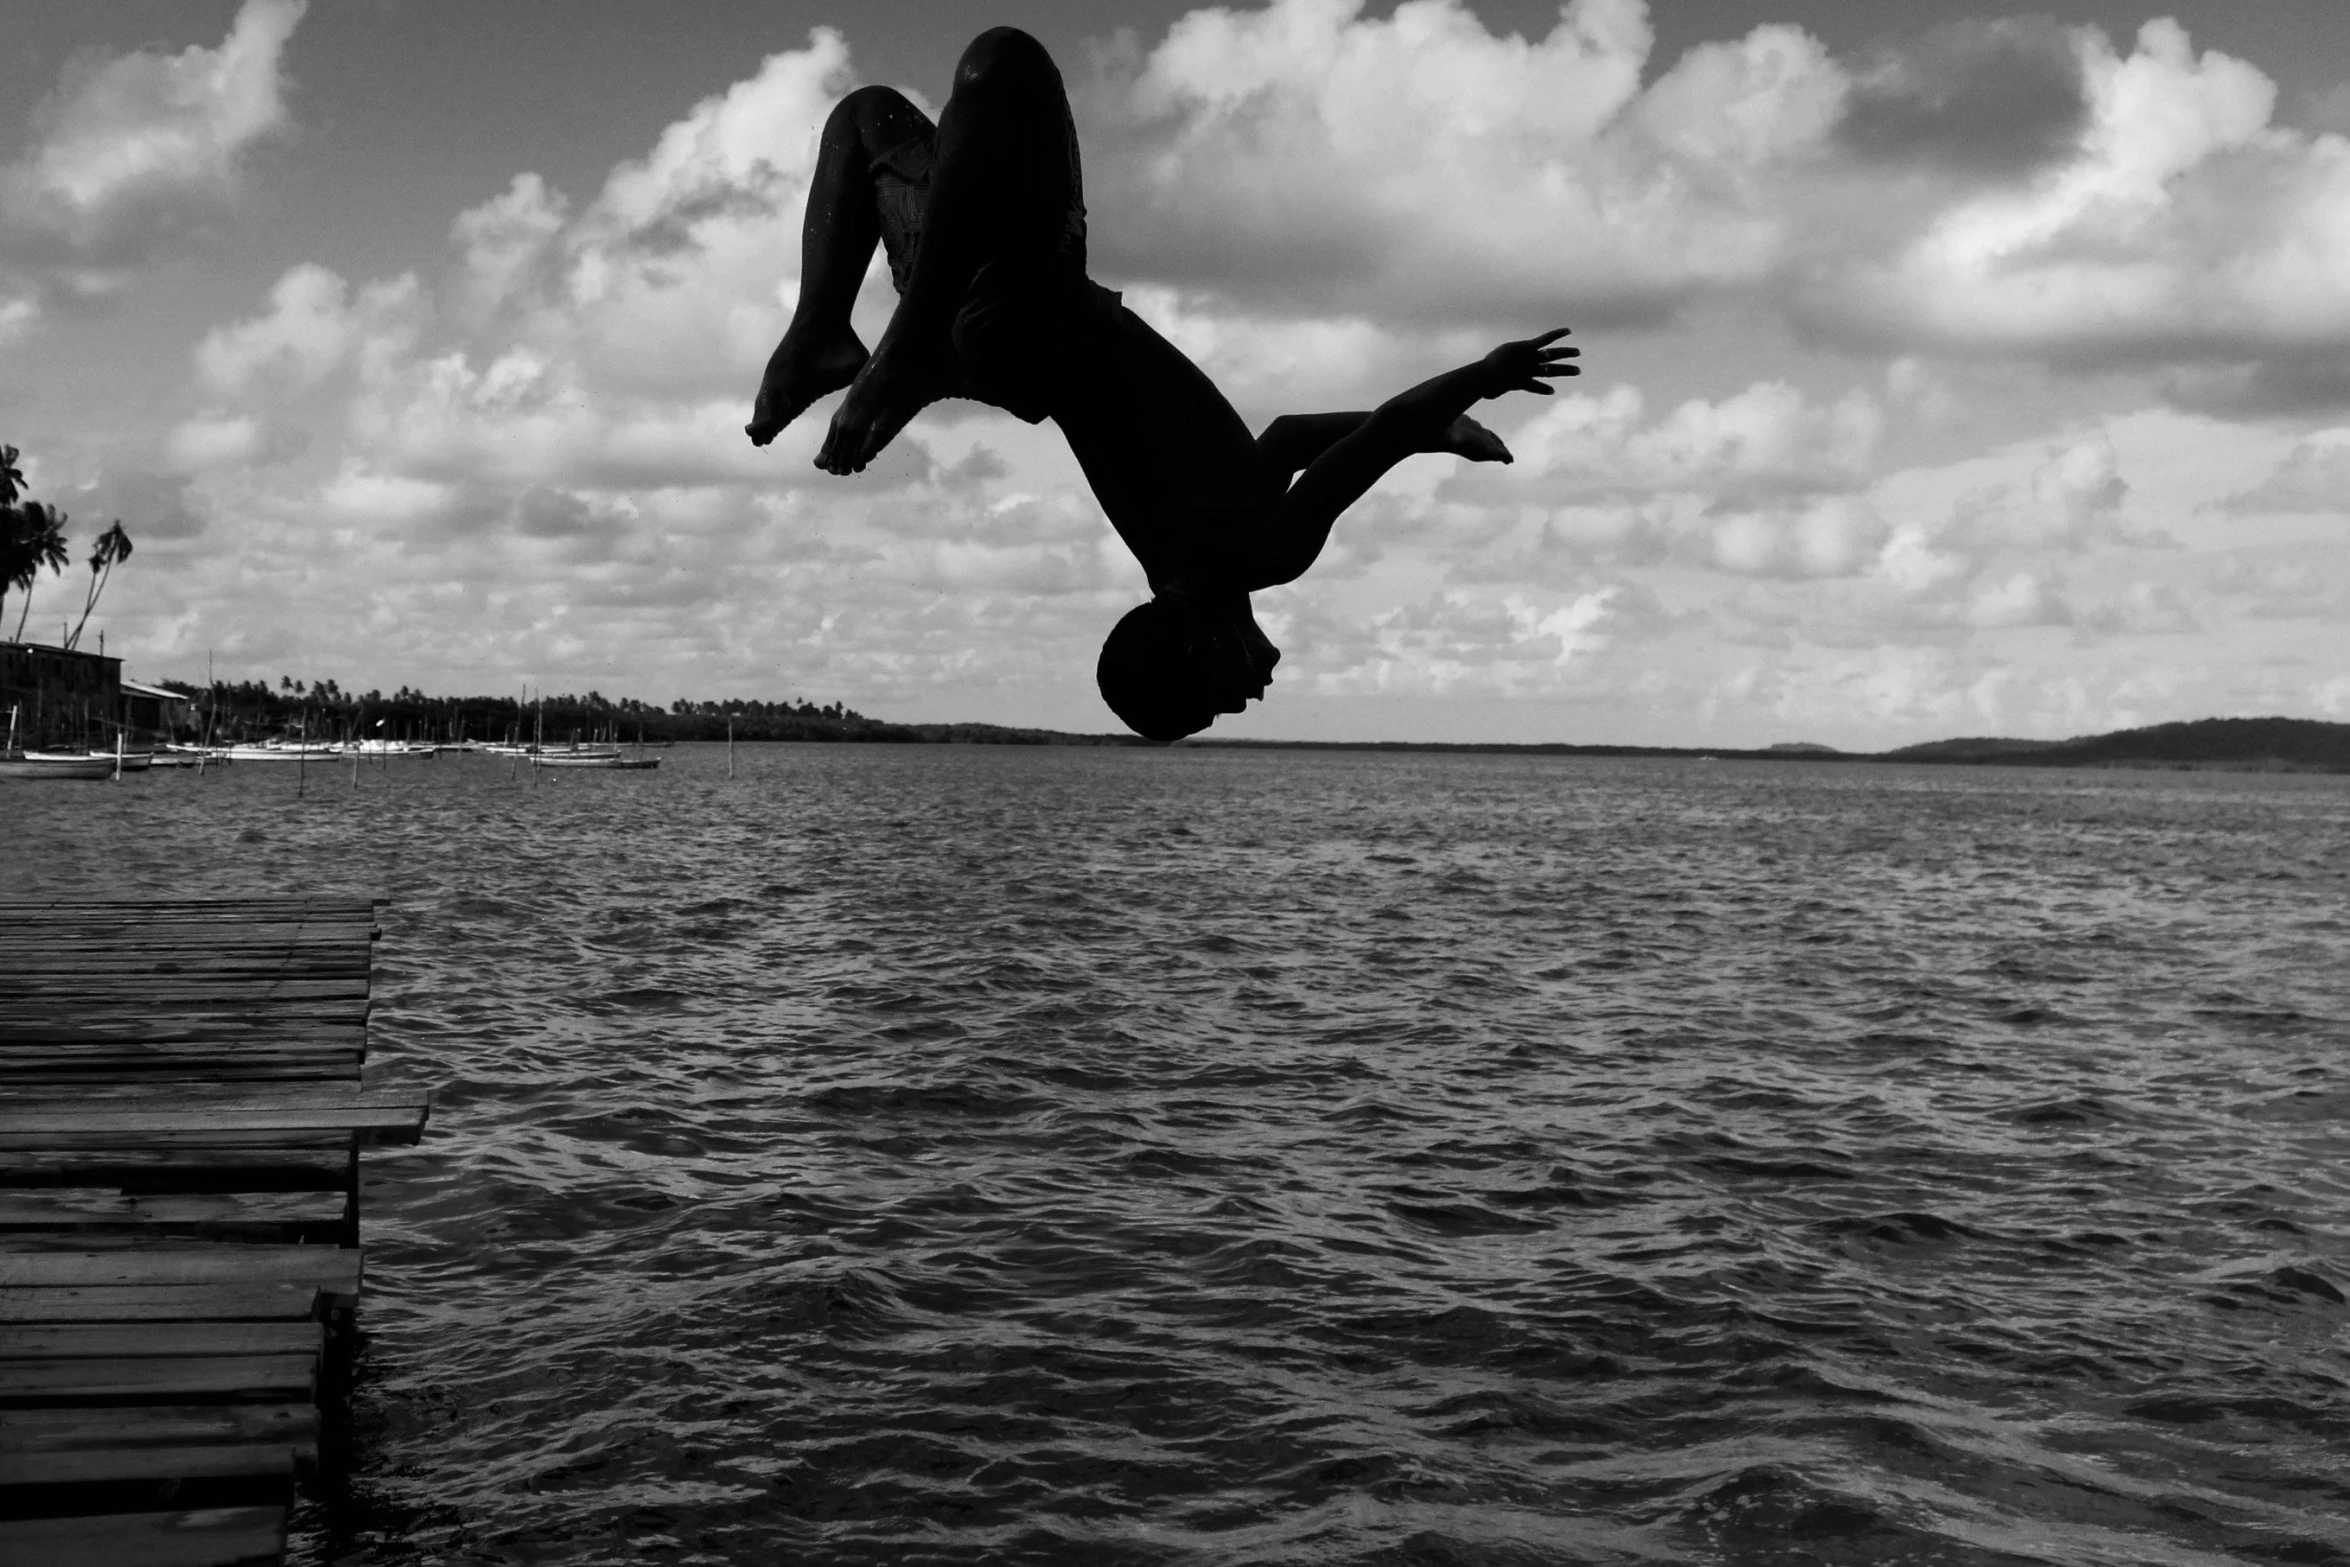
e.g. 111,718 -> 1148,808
7,745 -> 2350,1565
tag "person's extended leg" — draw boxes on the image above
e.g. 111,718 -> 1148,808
746,86 -> 935,447
817,28 -> 1083,473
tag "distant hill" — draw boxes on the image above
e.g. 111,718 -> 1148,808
1883,735 -> 2066,761
1192,717 -> 2350,770
1883,717 -> 2350,771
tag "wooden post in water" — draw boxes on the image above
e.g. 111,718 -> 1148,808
728,715 -> 735,778
113,728 -> 124,781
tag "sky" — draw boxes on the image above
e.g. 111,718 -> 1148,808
1,0 -> 2346,748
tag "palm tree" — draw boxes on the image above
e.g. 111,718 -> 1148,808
0,445 -> 23,507
63,520 -> 132,652
3,500 -> 70,644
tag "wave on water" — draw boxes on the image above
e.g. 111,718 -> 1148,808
8,746 -> 2349,1565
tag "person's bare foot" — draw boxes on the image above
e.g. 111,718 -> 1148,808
815,332 -> 955,474
745,328 -> 868,447
1441,414 -> 1512,464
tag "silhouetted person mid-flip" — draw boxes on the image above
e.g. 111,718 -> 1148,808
747,28 -> 1578,740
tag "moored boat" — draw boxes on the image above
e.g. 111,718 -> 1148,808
0,752 -> 117,780
529,749 -> 658,770
0,706 -> 124,779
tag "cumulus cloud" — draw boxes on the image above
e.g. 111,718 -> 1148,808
1835,17 -> 2088,176
2077,580 -> 2199,636
1801,20 -> 2350,371
1294,584 -> 1645,698
2221,429 -> 2350,513
1431,380 -> 1890,583
1707,497 -> 1887,579
1080,0 -> 1841,324
197,264 -> 372,399
1944,434 -> 2148,554
1465,380 -> 1882,504
0,0 -> 304,308
1064,0 -> 2350,423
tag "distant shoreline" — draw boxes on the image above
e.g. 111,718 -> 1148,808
146,674 -> 2350,772
1178,736 -> 2349,773
1182,716 -> 2350,772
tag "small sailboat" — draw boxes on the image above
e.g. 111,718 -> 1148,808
0,705 -> 115,780
0,751 -> 116,780
529,723 -> 660,770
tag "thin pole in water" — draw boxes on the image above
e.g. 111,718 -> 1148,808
728,716 -> 735,778
113,729 -> 123,781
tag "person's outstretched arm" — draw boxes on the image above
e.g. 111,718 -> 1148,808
1242,330 -> 1576,589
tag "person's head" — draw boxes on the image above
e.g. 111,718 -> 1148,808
1096,594 -> 1278,742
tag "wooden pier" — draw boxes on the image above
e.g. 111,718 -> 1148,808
0,897 -> 428,1565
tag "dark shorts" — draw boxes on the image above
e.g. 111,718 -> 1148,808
870,133 -> 1096,425
870,135 -> 938,298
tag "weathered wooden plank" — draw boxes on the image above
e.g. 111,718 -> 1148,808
2,1322 -> 323,1361
0,1042 -> 363,1061
0,1101 -> 426,1145
0,1083 -> 387,1103
0,966 -> 371,986
0,920 -> 371,932
0,1285 -> 324,1323
0,1504 -> 286,1566
0,1052 -> 363,1069
0,950 -> 369,970
0,1355 -> 317,1404
0,1146 -> 353,1195
0,948 -> 369,961
0,983 -> 372,1006
0,929 -> 371,947
0,1065 -> 364,1089
0,1191 -> 351,1244
0,943 -> 360,959
0,1248 -> 360,1304
0,944 -> 369,961
0,902 -> 371,912
0,957 -> 371,976
0,1443 -> 295,1521
0,1028 -> 368,1053
0,900 -> 374,911
0,929 -> 371,943
0,1007 -> 371,1034
0,938 -> 369,952
0,1403 -> 315,1455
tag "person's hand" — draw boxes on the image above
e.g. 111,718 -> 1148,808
1477,328 -> 1577,399
1441,414 -> 1512,463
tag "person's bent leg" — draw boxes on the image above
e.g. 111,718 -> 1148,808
747,86 -> 935,447
818,29 -> 1082,472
